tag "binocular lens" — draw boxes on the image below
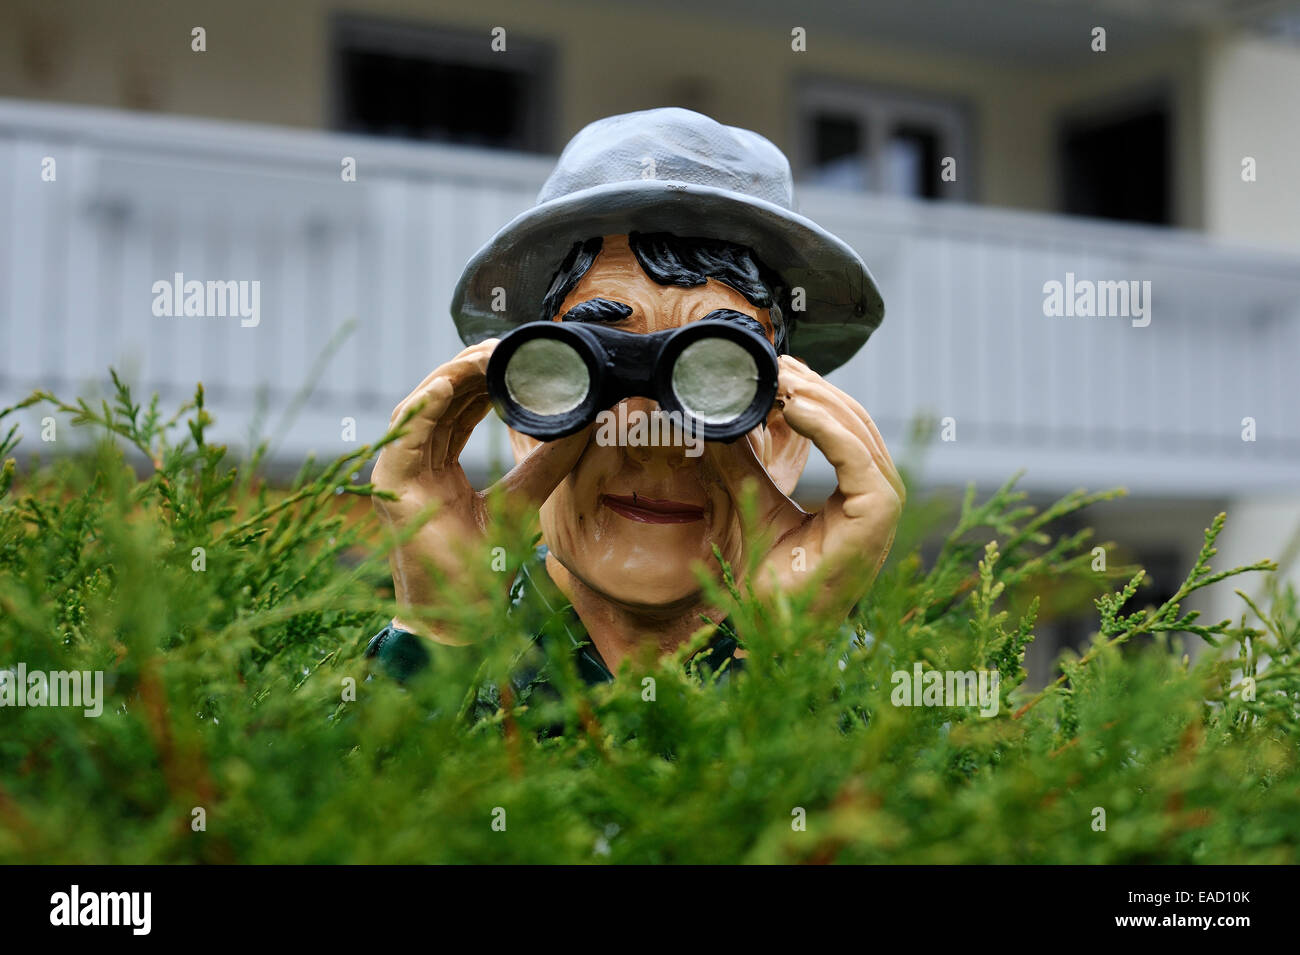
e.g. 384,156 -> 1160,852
670,337 -> 759,425
503,338 -> 591,416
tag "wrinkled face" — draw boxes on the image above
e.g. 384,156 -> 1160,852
507,235 -> 786,610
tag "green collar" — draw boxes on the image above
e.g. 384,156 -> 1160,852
507,544 -> 743,688
367,544 -> 743,690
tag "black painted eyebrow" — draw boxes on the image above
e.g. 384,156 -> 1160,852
560,298 -> 633,324
698,308 -> 764,335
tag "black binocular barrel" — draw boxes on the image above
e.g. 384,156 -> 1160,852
486,312 -> 778,442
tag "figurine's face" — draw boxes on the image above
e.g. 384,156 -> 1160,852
508,235 -> 804,610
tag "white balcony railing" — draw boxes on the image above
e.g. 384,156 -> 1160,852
2,99 -> 1298,497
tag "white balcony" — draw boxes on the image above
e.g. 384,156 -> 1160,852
2,99 -> 1298,498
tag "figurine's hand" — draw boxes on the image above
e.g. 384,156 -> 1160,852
371,340 -> 592,643
705,355 -> 904,619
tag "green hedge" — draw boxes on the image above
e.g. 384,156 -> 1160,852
0,375 -> 1295,863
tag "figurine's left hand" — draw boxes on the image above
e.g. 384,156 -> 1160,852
704,355 -> 904,618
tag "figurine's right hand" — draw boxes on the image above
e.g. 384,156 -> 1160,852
370,340 -> 592,644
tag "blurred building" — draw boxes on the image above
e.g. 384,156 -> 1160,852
2,0 -> 1298,671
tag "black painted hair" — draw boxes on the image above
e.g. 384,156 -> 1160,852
538,233 -> 793,355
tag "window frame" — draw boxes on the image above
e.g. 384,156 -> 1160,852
793,76 -> 974,200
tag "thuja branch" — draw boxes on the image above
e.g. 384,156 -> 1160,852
1014,513 -> 1276,720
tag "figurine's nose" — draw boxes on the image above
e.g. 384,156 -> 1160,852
622,398 -> 658,467
613,397 -> 697,466
623,397 -> 656,415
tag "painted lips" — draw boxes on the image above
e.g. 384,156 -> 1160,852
601,493 -> 706,524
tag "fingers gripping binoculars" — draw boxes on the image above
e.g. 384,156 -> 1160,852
486,310 -> 780,442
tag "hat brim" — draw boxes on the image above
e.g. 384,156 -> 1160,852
450,179 -> 884,376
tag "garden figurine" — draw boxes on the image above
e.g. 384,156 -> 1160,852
368,107 -> 903,685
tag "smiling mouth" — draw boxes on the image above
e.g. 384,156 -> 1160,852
601,494 -> 706,524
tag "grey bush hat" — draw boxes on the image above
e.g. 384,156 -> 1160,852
450,107 -> 884,376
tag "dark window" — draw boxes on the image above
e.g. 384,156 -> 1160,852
887,123 -> 942,200
1060,102 -> 1171,225
332,17 -> 553,152
810,112 -> 867,190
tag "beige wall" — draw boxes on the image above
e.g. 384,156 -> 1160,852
1,0 -> 327,127
0,0 -> 1285,235
1203,32 -> 1300,250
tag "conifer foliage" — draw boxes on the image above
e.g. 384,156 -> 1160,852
0,375 -> 1296,863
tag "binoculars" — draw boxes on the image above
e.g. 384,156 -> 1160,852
486,309 -> 779,442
